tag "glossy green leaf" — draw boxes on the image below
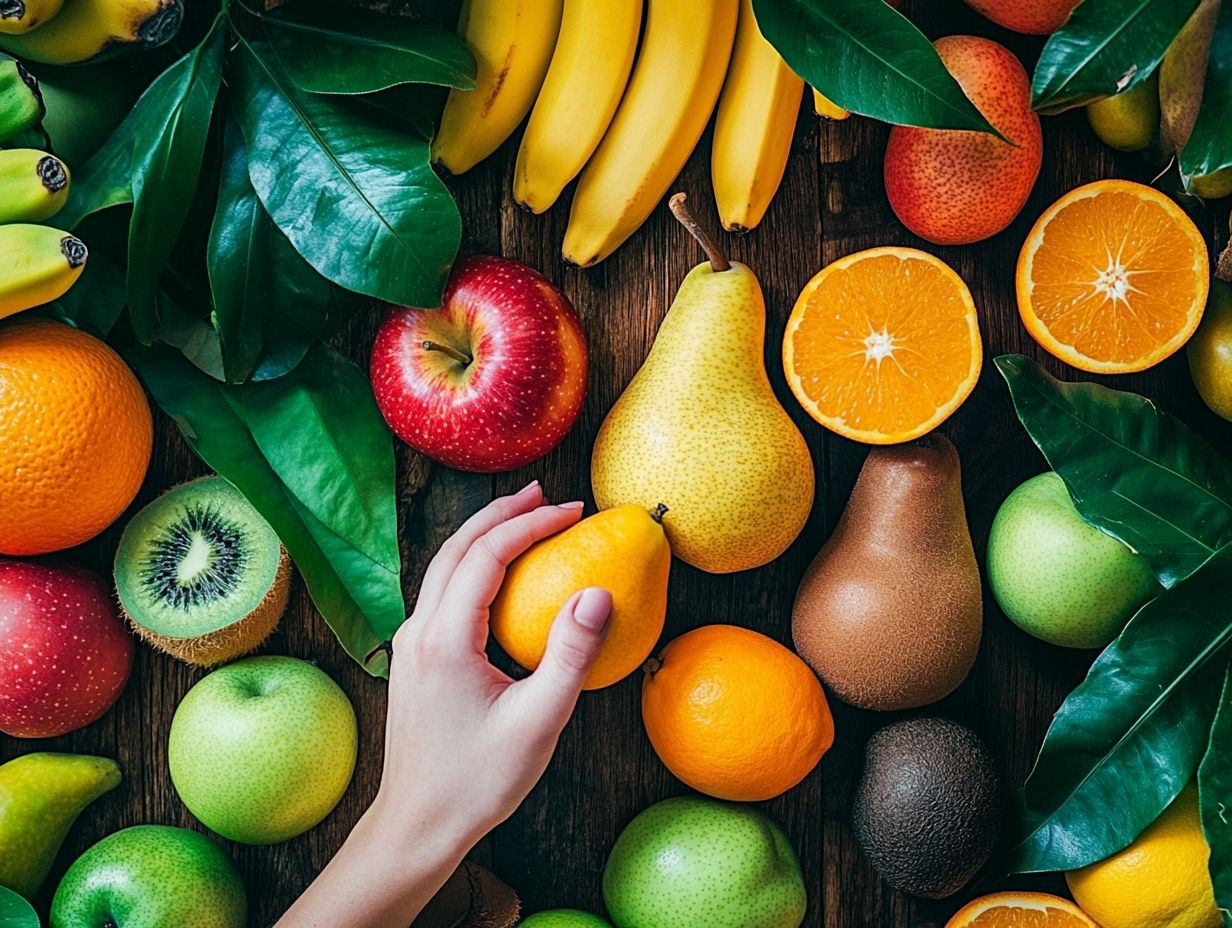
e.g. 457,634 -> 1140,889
136,347 -> 404,676
1031,0 -> 1199,113
997,355 -> 1232,588
1179,0 -> 1232,189
1008,545 -> 1232,873
54,243 -> 126,336
264,3 -> 475,95
1201,657 -> 1232,924
231,38 -> 460,307
0,887 -> 38,928
752,0 -> 1001,135
158,288 -> 225,381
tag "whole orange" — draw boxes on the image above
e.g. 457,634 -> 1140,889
642,624 -> 834,802
964,0 -> 1079,35
0,319 -> 153,555
884,36 -> 1042,245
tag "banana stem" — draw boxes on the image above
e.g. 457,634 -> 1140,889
669,193 -> 730,272
422,340 -> 472,366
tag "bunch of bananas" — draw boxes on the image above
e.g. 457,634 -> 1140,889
0,55 -> 86,319
433,0 -> 838,266
0,0 -> 181,65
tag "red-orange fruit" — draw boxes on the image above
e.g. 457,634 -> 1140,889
884,36 -> 1043,246
964,0 -> 1080,35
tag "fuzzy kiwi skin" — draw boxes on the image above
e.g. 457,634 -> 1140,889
120,548 -> 291,667
852,717 -> 1003,899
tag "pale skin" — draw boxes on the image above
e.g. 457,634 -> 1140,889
275,481 -> 613,928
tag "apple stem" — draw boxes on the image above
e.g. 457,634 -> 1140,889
422,340 -> 472,366
668,193 -> 730,273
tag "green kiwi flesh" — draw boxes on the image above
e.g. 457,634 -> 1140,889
115,476 -> 290,666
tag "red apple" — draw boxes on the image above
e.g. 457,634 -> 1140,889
0,560 -> 134,738
371,255 -> 588,473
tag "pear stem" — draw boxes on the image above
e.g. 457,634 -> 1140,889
422,340 -> 472,366
669,193 -> 730,273
651,502 -> 669,524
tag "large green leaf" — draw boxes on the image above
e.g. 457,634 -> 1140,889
1007,545 -> 1232,873
1201,657 -> 1232,925
53,242 -> 126,336
230,37 -> 460,307
1031,0 -> 1200,113
752,0 -> 1001,135
0,888 -> 37,928
263,3 -> 475,95
1179,0 -> 1232,189
997,355 -> 1232,588
136,347 -> 405,676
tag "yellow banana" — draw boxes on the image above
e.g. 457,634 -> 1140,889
711,0 -> 802,232
513,0 -> 643,214
812,87 -> 850,120
0,224 -> 86,319
0,0 -> 181,65
0,0 -> 64,35
432,0 -> 564,176
0,149 -> 69,223
562,0 -> 739,266
0,56 -> 43,143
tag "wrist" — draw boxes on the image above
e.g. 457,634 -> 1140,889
361,789 -> 485,863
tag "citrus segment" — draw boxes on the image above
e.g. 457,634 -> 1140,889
946,892 -> 1100,928
782,247 -> 982,444
1017,180 -> 1209,373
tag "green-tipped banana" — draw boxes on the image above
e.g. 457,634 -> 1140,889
0,0 -> 64,34
0,56 -> 42,143
0,0 -> 182,64
0,149 -> 68,222
0,223 -> 86,318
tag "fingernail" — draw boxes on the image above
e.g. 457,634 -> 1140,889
517,480 -> 540,496
556,500 -> 584,510
572,587 -> 612,631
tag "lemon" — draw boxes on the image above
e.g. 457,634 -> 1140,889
1066,787 -> 1222,928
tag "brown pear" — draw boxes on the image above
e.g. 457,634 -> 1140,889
792,434 -> 981,711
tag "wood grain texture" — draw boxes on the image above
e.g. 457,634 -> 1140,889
7,1 -> 1232,926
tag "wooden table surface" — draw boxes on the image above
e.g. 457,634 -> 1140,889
12,2 -> 1232,925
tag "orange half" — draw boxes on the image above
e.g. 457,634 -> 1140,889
782,246 -> 982,444
946,892 -> 1101,928
1017,179 -> 1209,374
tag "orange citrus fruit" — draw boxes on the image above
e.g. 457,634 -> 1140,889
641,624 -> 834,802
1017,179 -> 1209,374
782,246 -> 982,444
0,319 -> 153,555
946,892 -> 1100,928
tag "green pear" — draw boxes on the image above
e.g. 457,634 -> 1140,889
0,752 -> 120,898
1189,278 -> 1232,421
1086,71 -> 1159,152
602,796 -> 806,928
591,194 -> 814,575
520,911 -> 612,927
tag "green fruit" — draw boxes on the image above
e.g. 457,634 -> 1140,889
1086,71 -> 1159,152
602,796 -> 806,928
1189,278 -> 1232,420
520,911 -> 612,927
0,753 -> 119,898
987,472 -> 1160,648
852,717 -> 1002,899
50,825 -> 245,928
114,475 -> 290,667
168,655 -> 358,845
28,62 -> 133,165
1188,168 -> 1232,201
0,56 -> 43,145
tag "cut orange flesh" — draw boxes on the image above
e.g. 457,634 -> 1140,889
782,246 -> 982,444
1017,179 -> 1209,374
946,892 -> 1101,928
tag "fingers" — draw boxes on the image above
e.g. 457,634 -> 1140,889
506,587 -> 612,731
414,481 -> 544,617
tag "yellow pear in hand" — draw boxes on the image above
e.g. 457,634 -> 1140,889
490,504 -> 670,689
591,194 -> 814,574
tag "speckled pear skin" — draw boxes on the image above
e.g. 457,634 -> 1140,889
602,796 -> 806,928
591,261 -> 814,574
0,752 -> 120,898
519,910 -> 612,927
50,824 -> 246,928
792,434 -> 981,711
167,656 -> 358,845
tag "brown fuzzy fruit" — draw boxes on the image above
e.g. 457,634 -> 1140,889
791,434 -> 982,711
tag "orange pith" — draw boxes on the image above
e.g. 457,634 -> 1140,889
946,892 -> 1101,928
1017,180 -> 1209,374
782,247 -> 982,444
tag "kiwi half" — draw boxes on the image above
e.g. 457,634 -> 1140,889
115,476 -> 290,667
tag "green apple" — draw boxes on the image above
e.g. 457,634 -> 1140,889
987,472 -> 1160,649
602,796 -> 805,928
520,911 -> 612,927
168,655 -> 357,845
50,825 -> 245,928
